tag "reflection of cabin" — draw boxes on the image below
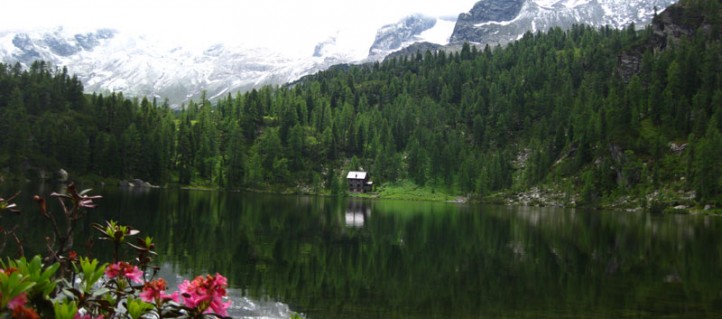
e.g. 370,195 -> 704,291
345,200 -> 372,227
347,171 -> 372,193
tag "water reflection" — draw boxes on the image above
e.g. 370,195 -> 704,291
344,200 -> 371,227
3,184 -> 722,319
155,262 -> 292,318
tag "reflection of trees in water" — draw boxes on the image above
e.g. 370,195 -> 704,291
5,185 -> 722,319
146,193 -> 722,319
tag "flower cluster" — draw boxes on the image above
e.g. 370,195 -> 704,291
7,292 -> 39,319
104,262 -> 143,284
0,188 -> 238,319
139,278 -> 178,305
178,273 -> 232,317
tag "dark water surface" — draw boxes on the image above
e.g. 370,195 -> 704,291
3,184 -> 722,318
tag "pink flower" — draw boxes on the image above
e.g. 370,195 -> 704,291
105,262 -> 143,284
7,292 -> 28,310
8,292 -> 28,310
5,293 -> 38,319
139,278 -> 179,305
178,273 -> 231,316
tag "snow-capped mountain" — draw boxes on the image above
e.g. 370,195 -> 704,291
368,14 -> 458,60
0,0 -> 678,105
0,27 -> 353,106
451,0 -> 678,46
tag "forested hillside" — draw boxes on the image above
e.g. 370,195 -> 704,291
0,0 -> 720,208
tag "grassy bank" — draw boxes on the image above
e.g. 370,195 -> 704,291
352,180 -> 464,202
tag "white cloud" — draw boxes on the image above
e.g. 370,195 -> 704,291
1,0 -> 477,56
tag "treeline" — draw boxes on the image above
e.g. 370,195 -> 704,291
0,61 -> 177,184
0,0 -> 720,205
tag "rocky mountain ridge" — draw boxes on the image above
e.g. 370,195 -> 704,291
394,0 -> 677,60
451,0 -> 678,46
0,28 -> 352,106
0,0 -> 680,105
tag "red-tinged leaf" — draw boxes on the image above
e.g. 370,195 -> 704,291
79,199 -> 97,208
33,195 -> 48,216
126,242 -> 146,251
91,223 -> 105,232
50,192 -> 70,199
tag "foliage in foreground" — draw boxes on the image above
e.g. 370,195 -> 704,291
0,185 -> 235,319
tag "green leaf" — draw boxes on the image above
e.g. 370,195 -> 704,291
53,300 -> 78,319
79,257 -> 107,293
127,297 -> 154,319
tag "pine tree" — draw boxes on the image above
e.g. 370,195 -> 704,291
0,88 -> 30,169
693,119 -> 722,202
177,117 -> 195,184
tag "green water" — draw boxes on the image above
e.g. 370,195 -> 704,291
3,184 -> 722,318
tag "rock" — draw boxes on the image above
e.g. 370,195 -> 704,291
617,52 -> 641,83
368,14 -> 437,60
673,205 -> 687,210
57,168 -> 69,182
704,205 -> 712,211
120,178 -> 159,188
664,273 -> 682,283
450,0 -> 525,45
669,142 -> 687,153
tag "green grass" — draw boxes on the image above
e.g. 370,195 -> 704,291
369,180 -> 461,202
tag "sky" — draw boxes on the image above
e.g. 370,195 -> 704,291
1,0 -> 478,56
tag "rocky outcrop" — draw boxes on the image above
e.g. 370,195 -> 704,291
119,178 -> 158,188
450,0 -> 677,48
11,28 -> 114,60
450,0 -> 525,45
368,15 -> 438,60
650,1 -> 722,48
616,52 -> 642,83
617,0 -> 721,82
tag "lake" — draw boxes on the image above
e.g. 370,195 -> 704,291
3,183 -> 722,318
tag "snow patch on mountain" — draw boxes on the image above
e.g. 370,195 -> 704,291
451,0 -> 678,47
563,0 -> 592,9
533,0 -> 560,9
0,28 -> 353,106
418,18 -> 458,45
0,0 -> 680,106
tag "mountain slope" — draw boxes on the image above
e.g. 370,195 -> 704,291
0,28 -> 352,106
1,0 -> 719,208
368,14 -> 458,60
0,0 -> 680,105
451,0 -> 678,46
